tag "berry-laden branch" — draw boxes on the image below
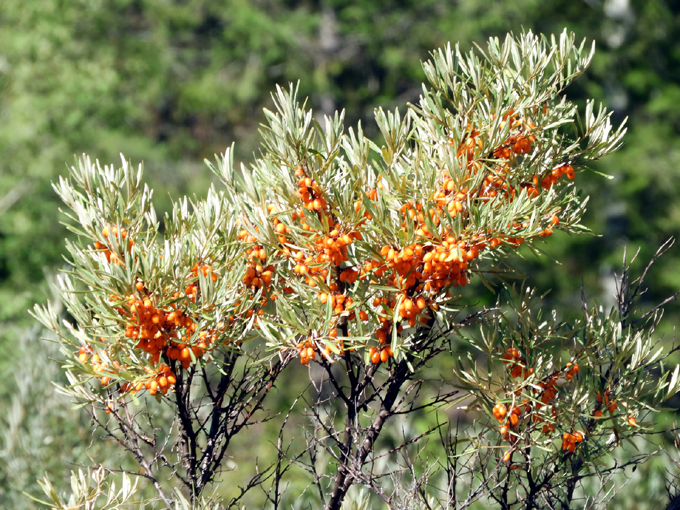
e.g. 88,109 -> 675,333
32,157 -> 294,505
206,29 -> 635,507
448,245 -> 680,509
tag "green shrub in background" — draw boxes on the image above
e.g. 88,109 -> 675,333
0,322 -> 132,507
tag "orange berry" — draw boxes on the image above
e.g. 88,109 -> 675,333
513,138 -> 532,154
503,348 -> 518,363
525,186 -> 539,199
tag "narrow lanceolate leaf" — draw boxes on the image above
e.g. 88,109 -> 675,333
667,364 -> 680,401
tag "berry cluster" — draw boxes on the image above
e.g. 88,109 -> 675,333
93,225 -> 134,265
238,230 -> 274,293
493,403 -> 528,441
565,362 -> 579,380
120,286 -> 209,369
492,345 -> 641,460
598,390 -> 617,412
78,257 -> 231,395
368,344 -> 394,364
502,348 -> 533,379
269,109 -> 579,367
297,339 -> 317,365
561,431 -> 584,453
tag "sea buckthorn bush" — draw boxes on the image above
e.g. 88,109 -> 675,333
32,30 -> 680,510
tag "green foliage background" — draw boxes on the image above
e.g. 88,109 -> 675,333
1,0 -> 679,507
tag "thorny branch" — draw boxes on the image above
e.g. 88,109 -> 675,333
91,347 -> 294,506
